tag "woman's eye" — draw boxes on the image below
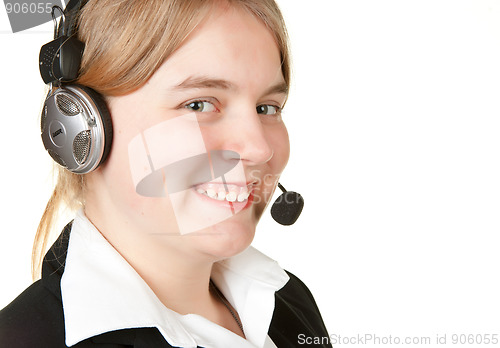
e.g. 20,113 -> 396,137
256,104 -> 281,115
184,100 -> 217,112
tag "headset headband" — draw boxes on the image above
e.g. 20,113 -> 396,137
39,0 -> 88,84
60,0 -> 88,37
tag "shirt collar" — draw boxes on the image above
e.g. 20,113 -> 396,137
61,210 -> 289,347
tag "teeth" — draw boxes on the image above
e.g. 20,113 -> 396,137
206,188 -> 216,198
194,184 -> 251,202
226,192 -> 237,202
237,192 -> 249,202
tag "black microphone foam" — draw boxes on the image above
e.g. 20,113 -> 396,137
271,184 -> 304,225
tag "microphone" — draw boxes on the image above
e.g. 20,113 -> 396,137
271,183 -> 304,225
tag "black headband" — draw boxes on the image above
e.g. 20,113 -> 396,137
59,0 -> 88,37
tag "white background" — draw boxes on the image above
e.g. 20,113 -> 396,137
1,1 -> 500,346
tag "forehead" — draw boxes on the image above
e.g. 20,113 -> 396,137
147,5 -> 284,92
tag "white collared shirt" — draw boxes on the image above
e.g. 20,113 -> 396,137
61,210 -> 290,348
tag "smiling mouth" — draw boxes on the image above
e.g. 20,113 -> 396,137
193,182 -> 254,203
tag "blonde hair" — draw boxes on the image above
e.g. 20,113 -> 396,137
32,0 -> 291,279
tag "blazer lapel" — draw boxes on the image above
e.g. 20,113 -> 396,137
268,272 -> 332,348
41,221 -> 72,301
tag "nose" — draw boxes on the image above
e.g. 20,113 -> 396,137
222,108 -> 274,165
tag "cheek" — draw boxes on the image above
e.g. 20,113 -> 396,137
269,124 -> 290,173
103,147 -> 180,234
252,124 -> 290,212
100,114 -> 181,234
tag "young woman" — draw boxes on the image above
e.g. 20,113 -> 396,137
0,0 -> 331,347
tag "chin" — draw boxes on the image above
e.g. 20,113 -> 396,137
191,217 -> 257,260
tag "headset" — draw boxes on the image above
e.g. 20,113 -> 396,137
39,0 -> 303,224
39,0 -> 111,174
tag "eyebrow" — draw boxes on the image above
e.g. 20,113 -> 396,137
174,76 -> 236,90
172,75 -> 289,96
264,81 -> 289,96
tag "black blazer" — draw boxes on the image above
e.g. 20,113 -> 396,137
0,223 -> 332,347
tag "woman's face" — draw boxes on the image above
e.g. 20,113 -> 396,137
94,5 -> 289,260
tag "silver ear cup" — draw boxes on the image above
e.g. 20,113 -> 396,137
41,86 -> 107,174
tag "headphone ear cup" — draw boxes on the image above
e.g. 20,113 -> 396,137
73,85 -> 113,167
41,85 -> 113,174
